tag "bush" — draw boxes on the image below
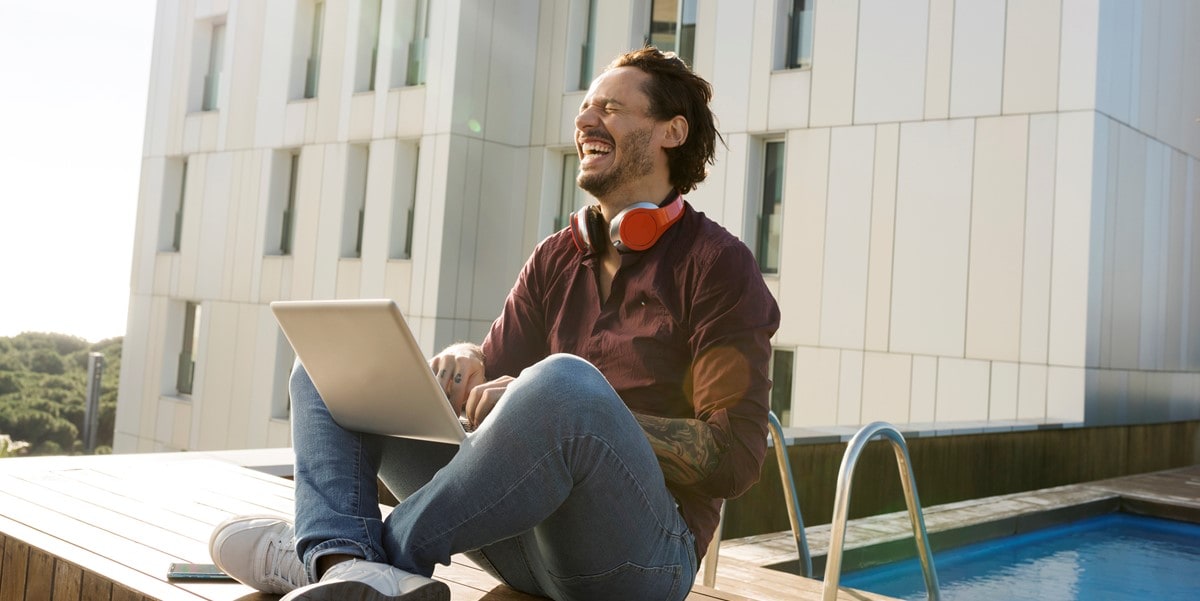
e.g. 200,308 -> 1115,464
0,333 -> 122,456
0,374 -> 17,396
29,350 -> 65,375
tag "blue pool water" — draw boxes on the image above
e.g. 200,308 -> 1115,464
839,513 -> 1200,600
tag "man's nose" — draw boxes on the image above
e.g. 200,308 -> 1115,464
574,106 -> 600,131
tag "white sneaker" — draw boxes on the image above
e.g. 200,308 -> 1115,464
280,559 -> 450,601
208,514 -> 310,594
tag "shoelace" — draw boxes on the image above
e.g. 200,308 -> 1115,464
263,528 -> 309,589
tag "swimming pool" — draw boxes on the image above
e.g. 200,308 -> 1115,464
839,513 -> 1200,600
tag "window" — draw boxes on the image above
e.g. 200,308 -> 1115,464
201,22 -> 226,111
159,158 -> 188,252
292,0 -> 326,100
389,143 -> 419,259
567,0 -> 598,90
176,302 -> 202,396
265,151 -> 300,256
647,0 -> 697,65
556,154 -> 587,232
754,140 -> 785,274
391,0 -> 431,87
769,349 -> 794,426
343,144 -> 370,258
356,0 -> 382,92
777,0 -> 813,69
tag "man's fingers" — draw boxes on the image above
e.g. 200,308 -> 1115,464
430,352 -> 485,414
464,377 -> 512,428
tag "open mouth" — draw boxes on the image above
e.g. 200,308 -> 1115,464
579,139 -> 613,167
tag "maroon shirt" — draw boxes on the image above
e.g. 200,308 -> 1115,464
481,201 -> 781,556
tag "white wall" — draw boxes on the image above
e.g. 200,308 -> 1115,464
117,0 -> 1200,453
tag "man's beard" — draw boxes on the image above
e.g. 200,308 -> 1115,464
577,127 -> 655,198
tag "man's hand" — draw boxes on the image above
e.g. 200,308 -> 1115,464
430,343 -> 486,415
464,376 -> 514,429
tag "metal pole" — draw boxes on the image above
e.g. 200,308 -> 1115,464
84,352 -> 104,452
767,411 -> 812,578
822,422 -> 940,601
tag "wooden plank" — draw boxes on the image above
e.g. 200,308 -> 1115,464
687,584 -> 755,600
110,586 -> 143,601
1,472 -> 208,561
82,571 -> 114,601
0,511 -> 212,601
26,548 -> 57,601
53,560 -> 83,601
0,535 -> 29,601
712,557 -> 891,601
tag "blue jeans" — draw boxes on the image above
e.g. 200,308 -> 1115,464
290,353 -> 697,601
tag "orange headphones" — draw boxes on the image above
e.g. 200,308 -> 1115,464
569,193 -> 685,254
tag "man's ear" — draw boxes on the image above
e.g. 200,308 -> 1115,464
662,115 -> 689,149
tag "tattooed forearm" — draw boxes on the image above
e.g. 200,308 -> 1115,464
633,413 -> 724,486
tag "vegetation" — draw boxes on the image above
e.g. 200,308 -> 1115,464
0,332 -> 121,456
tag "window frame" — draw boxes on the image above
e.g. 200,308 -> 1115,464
175,301 -> 202,397
747,137 -> 786,275
769,348 -> 795,427
342,144 -> 371,259
775,0 -> 814,70
200,20 -> 226,111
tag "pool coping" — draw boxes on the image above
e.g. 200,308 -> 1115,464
719,465 -> 1200,575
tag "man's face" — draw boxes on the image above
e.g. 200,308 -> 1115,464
574,67 -> 665,199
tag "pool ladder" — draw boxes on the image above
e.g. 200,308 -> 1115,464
705,418 -> 940,600
822,422 -> 941,601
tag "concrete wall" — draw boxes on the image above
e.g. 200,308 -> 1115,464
117,0 -> 1200,453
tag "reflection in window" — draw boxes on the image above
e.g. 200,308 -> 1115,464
177,302 -> 202,396
201,22 -> 225,111
344,145 -> 370,258
648,0 -> 697,65
356,0 -> 382,92
160,158 -> 188,252
757,140 -> 785,274
770,349 -> 794,426
406,0 -> 431,86
305,1 -> 325,98
556,154 -> 587,232
785,0 -> 813,68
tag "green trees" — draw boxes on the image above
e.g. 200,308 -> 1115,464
0,332 -> 121,456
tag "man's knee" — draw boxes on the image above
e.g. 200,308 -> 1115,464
504,354 -> 624,419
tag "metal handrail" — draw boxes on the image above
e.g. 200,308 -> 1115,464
700,411 -> 812,587
822,422 -> 940,601
767,411 -> 813,578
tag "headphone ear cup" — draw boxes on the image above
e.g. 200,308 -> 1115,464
569,206 -> 591,253
610,195 -> 684,253
611,205 -> 661,252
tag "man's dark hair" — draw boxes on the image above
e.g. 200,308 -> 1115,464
607,47 -> 724,194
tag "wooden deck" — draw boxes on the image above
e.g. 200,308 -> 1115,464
0,451 -> 886,601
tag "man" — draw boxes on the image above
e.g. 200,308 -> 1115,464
210,47 -> 780,601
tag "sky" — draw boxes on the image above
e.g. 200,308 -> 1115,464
0,2 -> 157,342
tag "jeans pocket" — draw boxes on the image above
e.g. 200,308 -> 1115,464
551,561 -> 683,601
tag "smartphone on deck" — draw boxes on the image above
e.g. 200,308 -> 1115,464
166,562 -> 236,581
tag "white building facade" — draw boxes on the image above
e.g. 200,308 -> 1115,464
116,0 -> 1200,453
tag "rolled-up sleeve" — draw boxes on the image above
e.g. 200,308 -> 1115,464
684,242 -> 780,499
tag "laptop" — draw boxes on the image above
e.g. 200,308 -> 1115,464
270,299 -> 467,445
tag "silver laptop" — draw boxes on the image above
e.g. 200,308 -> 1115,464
270,299 -> 467,445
